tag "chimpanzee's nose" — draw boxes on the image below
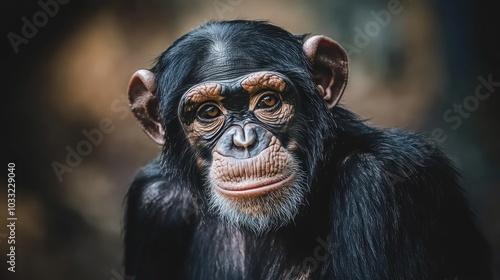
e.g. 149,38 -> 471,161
215,124 -> 272,159
232,125 -> 257,149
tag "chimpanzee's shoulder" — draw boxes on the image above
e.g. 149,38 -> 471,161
377,128 -> 454,166
360,127 -> 458,180
338,120 -> 454,174
127,156 -> 194,206
126,156 -> 198,225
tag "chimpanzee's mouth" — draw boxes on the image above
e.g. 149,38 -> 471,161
214,172 -> 296,198
209,136 -> 296,198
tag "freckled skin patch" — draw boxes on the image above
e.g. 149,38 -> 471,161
241,72 -> 286,93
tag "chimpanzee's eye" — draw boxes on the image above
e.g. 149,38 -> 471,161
197,103 -> 222,120
256,93 -> 281,109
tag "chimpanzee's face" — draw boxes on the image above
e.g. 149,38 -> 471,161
128,24 -> 348,233
178,71 -> 307,233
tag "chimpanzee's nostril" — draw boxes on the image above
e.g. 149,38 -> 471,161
234,145 -> 245,152
247,139 -> 257,150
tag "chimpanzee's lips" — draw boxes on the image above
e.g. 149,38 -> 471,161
214,172 -> 296,198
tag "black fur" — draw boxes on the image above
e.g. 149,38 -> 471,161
124,20 -> 491,279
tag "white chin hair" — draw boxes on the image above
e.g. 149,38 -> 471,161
206,171 -> 308,235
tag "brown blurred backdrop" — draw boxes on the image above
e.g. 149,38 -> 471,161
2,0 -> 499,279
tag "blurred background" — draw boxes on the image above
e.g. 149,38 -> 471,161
2,0 -> 499,279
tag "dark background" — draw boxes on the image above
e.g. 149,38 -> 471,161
2,0 -> 499,279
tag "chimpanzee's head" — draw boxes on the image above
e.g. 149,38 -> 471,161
128,21 -> 348,233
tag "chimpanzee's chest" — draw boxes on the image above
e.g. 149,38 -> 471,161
182,223 -> 330,280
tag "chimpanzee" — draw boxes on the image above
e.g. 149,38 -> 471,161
124,20 -> 491,279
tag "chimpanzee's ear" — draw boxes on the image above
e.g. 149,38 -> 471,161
128,69 -> 165,145
303,35 -> 349,109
